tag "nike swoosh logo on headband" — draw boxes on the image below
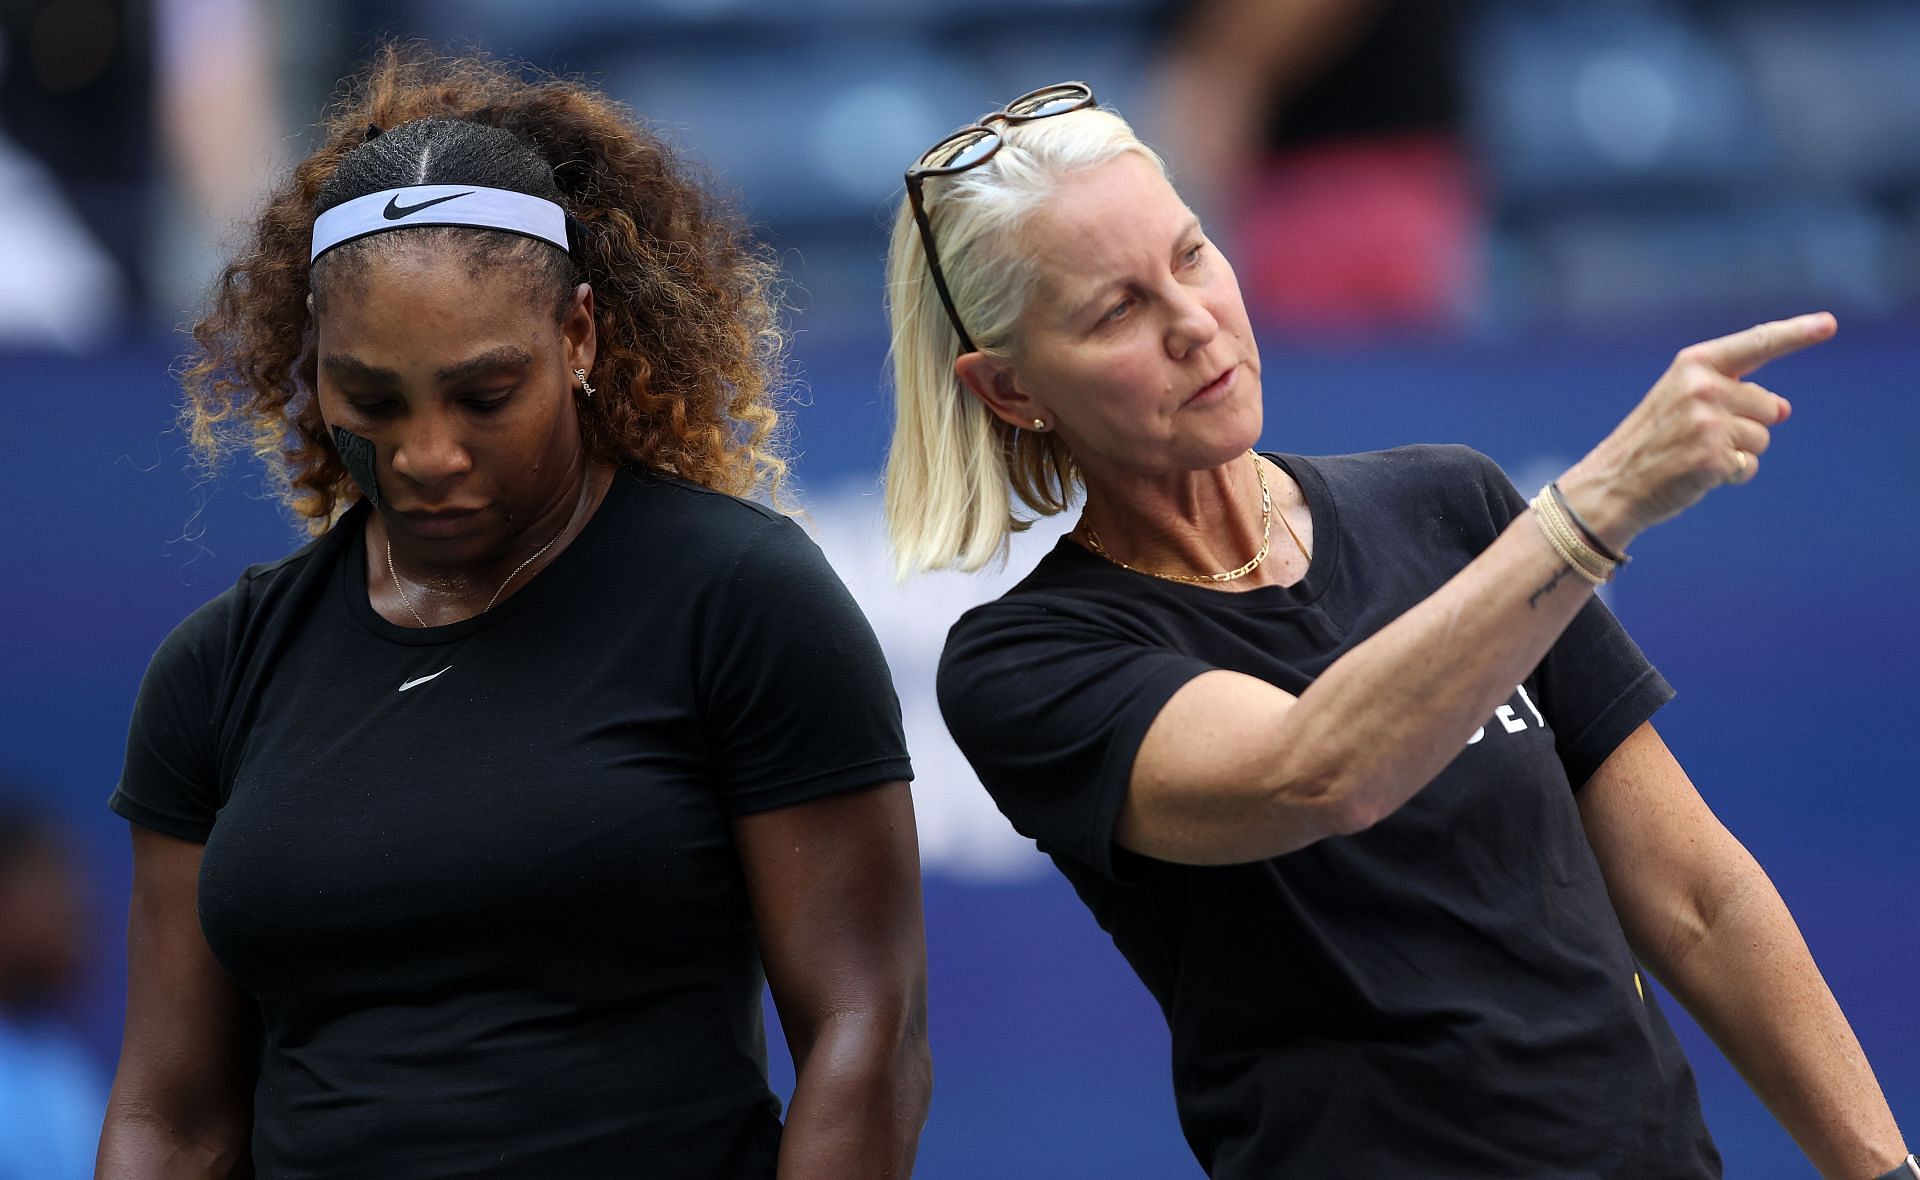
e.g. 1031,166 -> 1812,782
383,191 -> 473,220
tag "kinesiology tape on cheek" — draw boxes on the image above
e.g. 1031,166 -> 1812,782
331,425 -> 382,506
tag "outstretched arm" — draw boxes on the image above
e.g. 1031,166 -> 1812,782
733,782 -> 931,1180
1121,314 -> 1833,864
1580,722 -> 1908,1179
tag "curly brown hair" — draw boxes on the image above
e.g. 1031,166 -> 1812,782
183,42 -> 790,528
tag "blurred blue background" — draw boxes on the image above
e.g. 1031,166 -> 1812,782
3,0 -> 1917,1176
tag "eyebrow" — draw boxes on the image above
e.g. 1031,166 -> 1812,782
1066,217 -> 1206,321
321,345 -> 536,386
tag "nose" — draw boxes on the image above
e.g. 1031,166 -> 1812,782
389,408 -> 473,488
1165,286 -> 1219,359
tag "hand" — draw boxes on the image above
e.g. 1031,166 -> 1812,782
1562,312 -> 1835,549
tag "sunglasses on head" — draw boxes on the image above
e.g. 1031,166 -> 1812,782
905,81 -> 1098,354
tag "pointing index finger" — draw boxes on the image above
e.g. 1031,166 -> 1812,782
1691,312 -> 1837,378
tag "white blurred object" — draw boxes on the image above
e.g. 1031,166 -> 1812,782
806,482 -> 1076,882
812,82 -> 948,204
1574,53 -> 1677,171
0,133 -> 125,351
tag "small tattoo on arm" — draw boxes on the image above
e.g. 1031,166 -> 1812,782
1528,564 -> 1573,609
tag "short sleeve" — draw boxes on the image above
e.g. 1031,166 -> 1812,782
1473,451 -> 1675,787
110,592 -> 235,842
937,599 -> 1214,880
697,516 -> 913,816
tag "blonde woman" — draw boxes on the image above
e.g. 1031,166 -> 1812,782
885,83 -> 1911,1179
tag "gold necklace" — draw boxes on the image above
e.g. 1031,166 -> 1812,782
1082,451 -> 1308,585
385,470 -> 592,628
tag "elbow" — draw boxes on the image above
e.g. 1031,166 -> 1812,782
99,1093 -> 253,1179
901,1032 -> 935,1126
1255,714 -> 1393,840
1263,754 -> 1390,841
1320,805 -> 1375,839
894,1002 -> 935,1123
811,999 -> 933,1121
1646,860 -> 1768,983
1323,786 -> 1395,836
879,992 -> 934,1121
873,1022 -> 933,1171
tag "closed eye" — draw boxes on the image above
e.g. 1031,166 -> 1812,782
464,388 -> 516,412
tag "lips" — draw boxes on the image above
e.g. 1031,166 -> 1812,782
395,506 -> 485,539
1184,364 -> 1239,406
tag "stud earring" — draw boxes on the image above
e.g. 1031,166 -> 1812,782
1031,418 -> 1047,431
574,368 -> 596,398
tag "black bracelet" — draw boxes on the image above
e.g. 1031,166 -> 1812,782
1547,482 -> 1629,566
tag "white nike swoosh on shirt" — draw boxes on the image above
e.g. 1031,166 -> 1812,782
398,667 -> 452,692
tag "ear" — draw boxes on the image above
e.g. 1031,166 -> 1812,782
954,351 -> 1045,431
562,283 -> 597,377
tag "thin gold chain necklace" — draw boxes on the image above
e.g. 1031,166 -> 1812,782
1082,451 -> 1308,585
385,470 -> 591,628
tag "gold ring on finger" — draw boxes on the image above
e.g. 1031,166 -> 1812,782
1729,449 -> 1750,483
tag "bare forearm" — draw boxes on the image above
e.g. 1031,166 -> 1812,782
1651,861 -> 1906,1178
777,1016 -> 931,1180
1268,512 -> 1595,831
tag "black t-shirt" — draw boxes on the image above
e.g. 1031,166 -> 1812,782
939,446 -> 1720,1179
112,467 -> 913,1179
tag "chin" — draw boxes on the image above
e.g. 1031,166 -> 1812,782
1166,434 -> 1261,477
1207,405 -> 1266,461
396,520 -> 502,567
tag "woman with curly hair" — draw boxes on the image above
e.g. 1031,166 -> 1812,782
99,46 -> 930,1178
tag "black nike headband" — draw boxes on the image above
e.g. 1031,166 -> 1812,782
309,185 -> 572,263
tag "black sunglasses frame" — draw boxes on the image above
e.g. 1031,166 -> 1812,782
904,82 -> 1097,355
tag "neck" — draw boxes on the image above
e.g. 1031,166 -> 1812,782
1076,451 -> 1307,588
